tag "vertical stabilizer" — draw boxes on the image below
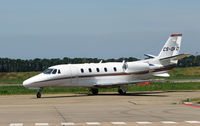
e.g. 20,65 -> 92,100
158,34 -> 182,59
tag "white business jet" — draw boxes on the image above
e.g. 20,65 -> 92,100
23,34 -> 189,98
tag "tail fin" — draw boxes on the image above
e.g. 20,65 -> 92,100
148,34 -> 189,77
158,34 -> 182,59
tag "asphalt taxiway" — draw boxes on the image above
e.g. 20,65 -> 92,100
1,91 -> 200,126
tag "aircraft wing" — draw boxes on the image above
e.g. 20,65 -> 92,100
93,80 -> 149,87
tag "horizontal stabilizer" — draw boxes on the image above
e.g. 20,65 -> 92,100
159,54 -> 190,61
94,80 -> 149,87
144,54 -> 156,58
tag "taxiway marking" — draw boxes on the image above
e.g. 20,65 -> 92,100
111,122 -> 126,125
136,122 -> 152,124
35,123 -> 49,126
184,104 -> 200,108
185,121 -> 200,124
86,122 -> 101,125
61,122 -> 75,126
9,123 -> 23,126
8,121 -> 200,126
161,121 -> 177,124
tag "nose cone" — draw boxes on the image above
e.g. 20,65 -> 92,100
23,73 -> 45,89
23,79 -> 32,88
23,74 -> 40,88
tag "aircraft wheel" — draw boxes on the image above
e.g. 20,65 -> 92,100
118,89 -> 126,95
37,92 -> 41,98
91,88 -> 98,95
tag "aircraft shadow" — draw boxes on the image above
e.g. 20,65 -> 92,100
33,94 -> 89,99
37,90 -> 197,99
95,92 -> 168,97
39,92 -> 166,99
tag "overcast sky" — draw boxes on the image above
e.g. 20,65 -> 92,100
0,0 -> 200,59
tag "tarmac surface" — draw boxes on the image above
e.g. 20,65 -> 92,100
1,91 -> 200,126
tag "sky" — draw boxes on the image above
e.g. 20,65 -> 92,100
0,0 -> 200,59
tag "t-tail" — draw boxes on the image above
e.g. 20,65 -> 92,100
157,34 -> 190,65
158,34 -> 182,59
146,34 -> 190,77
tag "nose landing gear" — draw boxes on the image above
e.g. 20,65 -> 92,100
37,88 -> 43,98
91,88 -> 99,95
37,92 -> 41,98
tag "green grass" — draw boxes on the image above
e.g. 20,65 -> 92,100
168,66 -> 200,79
0,72 -> 39,84
127,82 -> 200,91
0,86 -> 89,95
1,82 -> 200,95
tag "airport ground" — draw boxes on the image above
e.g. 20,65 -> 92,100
1,67 -> 200,126
0,91 -> 200,126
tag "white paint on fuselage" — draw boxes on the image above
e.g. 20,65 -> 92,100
23,61 -> 153,89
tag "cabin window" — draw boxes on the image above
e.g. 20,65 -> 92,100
104,68 -> 107,72
96,68 -> 100,72
113,67 -> 117,72
52,69 -> 57,74
89,68 -> 92,73
58,69 -> 61,74
43,69 -> 53,74
81,68 -> 84,73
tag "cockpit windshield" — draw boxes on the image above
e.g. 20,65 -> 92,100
43,69 -> 53,74
43,68 -> 61,74
52,69 -> 57,74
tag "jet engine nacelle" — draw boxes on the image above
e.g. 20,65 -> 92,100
125,62 -> 149,73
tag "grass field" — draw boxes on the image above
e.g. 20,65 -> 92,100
0,72 -> 39,84
168,66 -> 200,79
0,82 -> 200,95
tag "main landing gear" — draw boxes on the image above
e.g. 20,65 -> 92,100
90,87 -> 127,95
37,88 -> 43,98
91,88 -> 99,95
118,86 -> 127,95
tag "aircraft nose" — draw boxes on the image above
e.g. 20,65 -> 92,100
23,79 -> 32,88
23,74 -> 44,88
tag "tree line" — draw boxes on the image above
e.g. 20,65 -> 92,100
0,55 -> 199,72
0,57 -> 137,72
